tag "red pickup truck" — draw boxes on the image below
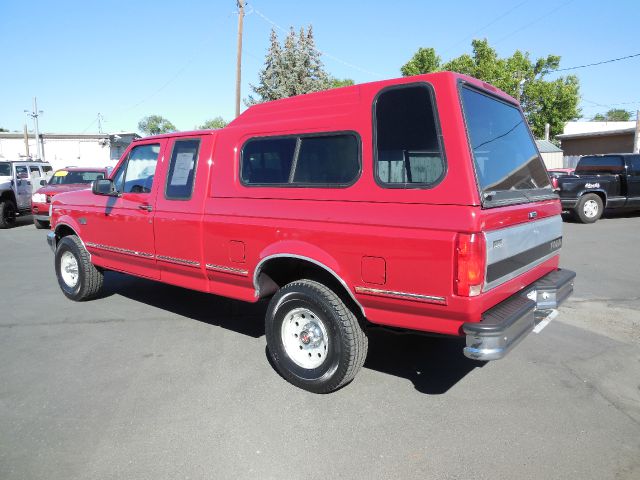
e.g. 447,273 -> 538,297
31,167 -> 108,229
47,72 -> 575,393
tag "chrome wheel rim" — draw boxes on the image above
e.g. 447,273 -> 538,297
281,307 -> 329,369
583,199 -> 599,218
60,251 -> 79,288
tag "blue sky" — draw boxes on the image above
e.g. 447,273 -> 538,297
1,0 -> 639,134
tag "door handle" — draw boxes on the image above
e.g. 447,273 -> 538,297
138,204 -> 152,212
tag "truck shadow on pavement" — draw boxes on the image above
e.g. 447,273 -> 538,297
103,271 -> 483,394
101,271 -> 267,338
364,328 -> 484,394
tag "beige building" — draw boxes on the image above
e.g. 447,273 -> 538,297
557,121 -> 636,156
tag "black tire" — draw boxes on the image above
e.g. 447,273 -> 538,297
574,193 -> 603,224
265,279 -> 368,393
0,200 -> 17,229
55,235 -> 104,301
34,218 -> 49,229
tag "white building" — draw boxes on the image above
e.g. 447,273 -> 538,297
0,132 -> 139,171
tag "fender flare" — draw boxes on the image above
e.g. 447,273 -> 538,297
53,217 -> 89,254
577,188 -> 608,206
253,240 -> 366,316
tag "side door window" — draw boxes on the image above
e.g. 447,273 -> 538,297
628,155 -> 640,200
165,139 -> 200,200
113,144 -> 161,194
29,166 -> 42,192
629,156 -> 640,176
14,165 -> 31,208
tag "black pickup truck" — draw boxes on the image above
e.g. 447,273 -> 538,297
556,153 -> 640,223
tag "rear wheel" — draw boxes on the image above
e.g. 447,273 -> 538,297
55,235 -> 104,301
34,218 -> 49,229
0,200 -> 16,229
574,193 -> 603,224
265,279 -> 368,393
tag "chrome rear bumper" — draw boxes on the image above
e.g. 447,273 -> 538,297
462,269 -> 576,361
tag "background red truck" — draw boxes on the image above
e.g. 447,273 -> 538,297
47,72 -> 574,393
31,167 -> 108,229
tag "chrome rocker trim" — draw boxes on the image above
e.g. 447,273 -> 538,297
354,286 -> 447,305
205,263 -> 249,276
157,255 -> 200,268
85,242 -> 154,259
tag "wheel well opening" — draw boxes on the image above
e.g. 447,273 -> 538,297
1,191 -> 16,203
256,257 -> 365,318
55,224 -> 77,241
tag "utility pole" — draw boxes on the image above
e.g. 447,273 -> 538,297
23,123 -> 30,158
97,113 -> 104,134
634,110 -> 640,154
25,97 -> 43,160
235,0 -> 245,118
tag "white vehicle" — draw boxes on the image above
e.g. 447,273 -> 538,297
0,160 -> 52,228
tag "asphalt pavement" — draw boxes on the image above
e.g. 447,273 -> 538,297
1,212 -> 639,480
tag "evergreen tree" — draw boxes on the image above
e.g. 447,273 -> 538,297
299,25 -> 330,94
247,26 -> 331,105
246,29 -> 286,105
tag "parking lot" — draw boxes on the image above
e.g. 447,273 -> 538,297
1,213 -> 639,480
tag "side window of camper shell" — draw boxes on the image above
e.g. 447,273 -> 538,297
240,133 -> 360,187
374,83 -> 445,188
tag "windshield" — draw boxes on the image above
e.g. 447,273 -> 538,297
0,163 -> 10,176
49,170 -> 105,185
575,155 -> 624,175
460,86 -> 551,204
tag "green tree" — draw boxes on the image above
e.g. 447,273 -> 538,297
137,115 -> 177,136
329,77 -> 355,89
400,39 -> 580,138
400,48 -> 441,77
247,26 -> 331,105
591,108 -> 632,121
0,127 -> 8,132
197,116 -> 228,130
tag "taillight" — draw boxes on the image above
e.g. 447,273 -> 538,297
551,177 -> 559,189
455,233 -> 486,297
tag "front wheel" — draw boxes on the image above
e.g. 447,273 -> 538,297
0,200 -> 16,229
265,279 -> 368,393
55,235 -> 104,301
574,193 -> 603,223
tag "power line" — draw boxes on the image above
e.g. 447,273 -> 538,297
442,0 -> 529,55
494,0 -> 574,45
250,6 -> 383,78
556,52 -> 640,72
